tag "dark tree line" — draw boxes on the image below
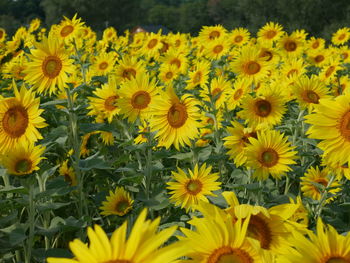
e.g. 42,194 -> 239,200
1,0 -> 350,38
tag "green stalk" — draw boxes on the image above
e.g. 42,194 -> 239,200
314,173 -> 336,220
25,184 -> 35,263
36,173 -> 50,250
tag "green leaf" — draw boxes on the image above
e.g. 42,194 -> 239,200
0,186 -> 27,194
41,99 -> 67,107
36,202 -> 70,212
169,152 -> 193,160
79,152 -> 112,171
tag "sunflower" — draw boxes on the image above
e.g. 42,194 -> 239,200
150,88 -> 201,150
59,160 -> 77,186
28,18 -> 41,33
167,163 -> 221,212
238,87 -> 287,127
54,14 -> 84,43
292,75 -> 331,111
102,27 -> 117,42
2,54 -> 28,80
307,48 -> 331,67
0,85 -> 47,154
0,27 -> 6,42
141,32 -> 163,59
186,60 -> 211,90
280,58 -> 306,80
47,209 -> 184,263
306,37 -> 325,51
332,27 -> 350,46
282,219 -> 350,263
161,49 -> 189,74
204,37 -> 230,60
245,129 -> 297,180
195,128 -> 213,147
100,187 -> 133,216
338,45 -> 350,63
225,77 -> 250,111
159,63 -> 180,84
198,25 -> 227,43
114,55 -> 146,83
319,58 -> 342,84
287,196 -> 309,228
231,45 -> 272,84
24,34 -> 75,95
223,121 -> 261,167
169,32 -> 188,51
90,52 -> 117,76
300,166 -> 341,202
117,73 -> 159,122
199,76 -> 231,109
277,33 -> 304,57
229,27 -> 250,47
87,82 -> 120,123
257,22 -> 284,44
1,143 -> 45,176
80,131 -> 99,158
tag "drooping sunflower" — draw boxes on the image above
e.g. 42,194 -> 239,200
87,82 -> 120,123
0,85 -> 47,154
1,143 -> 45,176
332,27 -> 350,46
24,34 -> 75,95
186,59 -> 211,90
257,22 -> 284,44
245,129 -> 297,180
229,27 -> 250,47
300,166 -> 341,202
292,75 -> 331,111
114,55 -> 146,83
167,163 -> 221,212
100,187 -> 134,216
282,219 -> 350,263
238,87 -> 287,127
47,209 -> 184,263
90,52 -> 117,76
179,203 -> 265,262
305,94 -> 350,167
150,88 -> 201,150
117,73 -> 159,122
231,45 -> 272,84
59,160 -> 77,186
54,14 -> 84,43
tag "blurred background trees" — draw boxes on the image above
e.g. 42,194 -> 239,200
1,0 -> 350,38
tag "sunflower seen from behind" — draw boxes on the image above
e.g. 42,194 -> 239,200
24,33 -> 75,95
167,163 -> 221,212
47,209 -> 185,263
150,87 -> 201,150
245,129 -> 297,180
0,84 -> 47,154
100,187 -> 133,216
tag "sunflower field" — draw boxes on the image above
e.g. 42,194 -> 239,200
2,15 -> 350,263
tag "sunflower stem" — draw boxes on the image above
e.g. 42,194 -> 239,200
314,173 -> 336,220
65,87 -> 86,226
284,176 -> 290,195
25,183 -> 35,263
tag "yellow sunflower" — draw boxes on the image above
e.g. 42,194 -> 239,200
167,163 -> 221,212
90,52 -> 117,76
161,49 -> 189,75
198,25 -> 227,43
1,143 -> 45,176
179,206 -> 265,263
159,63 -> 180,84
277,33 -> 304,57
87,82 -> 120,123
24,34 -> 75,95
231,45 -> 272,84
307,48 -> 331,67
319,58 -> 342,84
229,27 -> 251,47
282,219 -> 350,263
102,27 -> 117,42
0,27 -> 6,42
186,59 -> 211,90
150,88 -> 201,150
332,27 -> 350,46
306,37 -> 325,51
292,75 -> 331,111
117,73 -> 159,122
204,37 -> 230,60
339,45 -> 350,63
225,77 -> 250,111
199,76 -> 231,109
100,187 -> 133,216
300,166 -> 341,202
245,129 -> 297,180
141,32 -> 163,59
54,14 -> 84,43
305,94 -> 350,167
47,209 -> 184,263
114,55 -> 146,83
59,160 -> 77,186
238,87 -> 287,127
0,85 -> 47,154
280,58 -> 306,81
257,22 -> 284,44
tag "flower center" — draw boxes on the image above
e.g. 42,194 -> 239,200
99,62 -> 109,70
131,91 -> 151,109
340,111 -> 350,141
15,158 -> 32,174
208,246 -> 253,263
234,88 -> 243,100
60,25 -> 74,37
260,50 -> 273,61
185,179 -> 203,195
302,90 -> 320,104
315,178 -> 328,188
287,69 -> 298,77
325,66 -> 336,78
244,61 -> 261,75
42,56 -> 62,78
0,30 -> 3,39
104,95 -> 118,111
312,41 -> 320,49
63,173 -> 72,183
259,149 -> 279,167
338,33 -> 346,41
209,30 -> 220,39
254,99 -> 272,117
326,257 -> 350,263
266,30 -> 277,39
147,38 -> 158,49
342,52 -> 349,60
115,200 -> 130,214
234,35 -> 243,43
167,103 -> 188,128
212,88 -> 222,98
193,72 -> 202,84
213,45 -> 224,54
170,58 -> 181,68
247,215 -> 272,249
122,68 -> 136,80
284,40 -> 297,52
2,105 -> 29,138
165,71 -> 173,79
314,55 -> 325,63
